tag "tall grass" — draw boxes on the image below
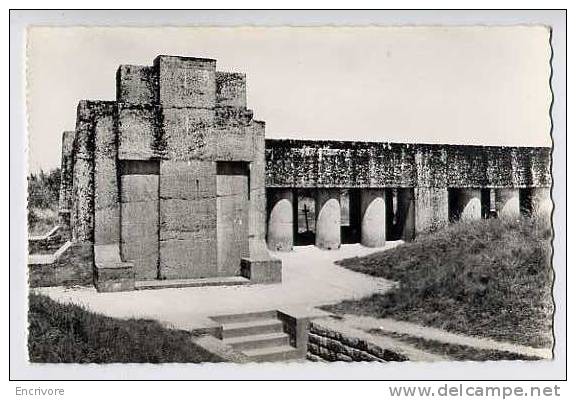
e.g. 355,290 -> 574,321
325,217 -> 553,348
28,293 -> 221,363
28,168 -> 61,236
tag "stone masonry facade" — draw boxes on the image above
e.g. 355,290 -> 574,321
59,55 -> 280,292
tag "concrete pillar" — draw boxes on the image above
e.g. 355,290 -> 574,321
452,188 -> 482,221
415,187 -> 449,234
242,121 -> 282,283
94,105 -> 120,246
71,101 -> 95,242
315,188 -> 341,250
532,187 -> 553,220
267,189 -> 294,252
360,189 -> 387,247
58,131 -> 75,233
495,188 -> 520,218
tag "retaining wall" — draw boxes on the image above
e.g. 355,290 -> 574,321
307,319 -> 409,362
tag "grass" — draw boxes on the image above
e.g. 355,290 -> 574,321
28,207 -> 59,237
28,293 -> 221,363
323,217 -> 554,348
28,168 -> 61,236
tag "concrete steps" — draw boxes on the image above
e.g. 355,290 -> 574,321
243,345 -> 301,362
221,319 -> 284,338
134,276 -> 250,290
223,332 -> 290,350
211,311 -> 301,362
211,310 -> 278,324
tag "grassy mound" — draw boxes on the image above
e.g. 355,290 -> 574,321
324,217 -> 554,348
28,293 -> 221,363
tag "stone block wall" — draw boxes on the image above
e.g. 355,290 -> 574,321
116,65 -> 157,105
117,105 -> 160,160
308,320 -> 408,362
93,103 -> 120,246
216,161 -> 250,276
29,242 -> 94,288
63,55 -> 280,291
28,226 -> 67,254
159,160 -> 218,279
155,56 -> 216,108
216,72 -> 246,108
120,162 -> 160,280
72,100 -> 110,242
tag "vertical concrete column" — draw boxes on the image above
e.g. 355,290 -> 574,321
360,189 -> 387,247
267,188 -> 294,252
58,131 -> 75,232
454,188 -> 482,221
415,188 -> 449,234
93,104 -> 120,246
71,101 -> 95,242
240,121 -> 282,283
315,188 -> 341,250
532,187 -> 553,220
247,122 -> 272,257
495,188 -> 520,218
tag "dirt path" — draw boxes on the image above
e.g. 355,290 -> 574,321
341,314 -> 553,359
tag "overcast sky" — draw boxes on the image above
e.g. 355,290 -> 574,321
26,26 -> 552,173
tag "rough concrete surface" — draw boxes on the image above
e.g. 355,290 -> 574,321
360,189 -> 387,247
266,189 -> 294,252
265,139 -> 552,189
495,188 -> 520,217
315,189 -> 341,250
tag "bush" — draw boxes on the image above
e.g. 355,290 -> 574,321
28,168 -> 61,209
28,168 -> 61,235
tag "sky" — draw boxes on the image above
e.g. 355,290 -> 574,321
26,26 -> 552,173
